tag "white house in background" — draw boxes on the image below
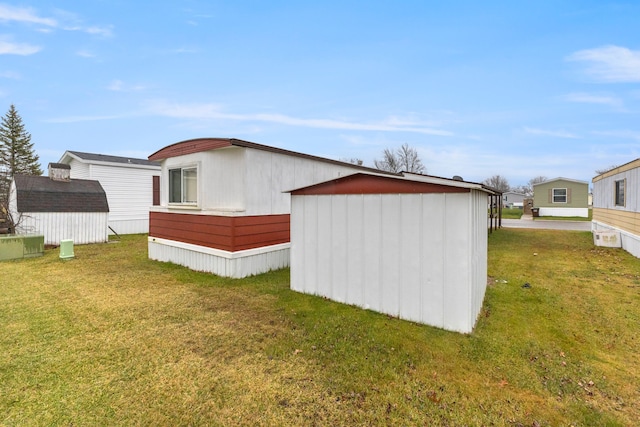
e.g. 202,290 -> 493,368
9,163 -> 109,245
592,159 -> 640,257
147,138 -> 391,278
502,191 -> 526,208
58,151 -> 161,235
289,172 -> 497,333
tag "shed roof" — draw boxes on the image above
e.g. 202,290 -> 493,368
13,174 -> 109,213
148,137 -> 398,176
60,150 -> 160,168
288,173 -> 497,196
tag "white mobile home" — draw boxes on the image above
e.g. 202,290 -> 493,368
147,138 -> 390,278
58,151 -> 160,235
289,173 -> 495,333
592,159 -> 640,257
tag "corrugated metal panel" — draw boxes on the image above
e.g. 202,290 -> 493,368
290,191 -> 488,333
16,212 -> 108,245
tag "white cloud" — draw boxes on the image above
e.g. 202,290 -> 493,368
0,39 -> 40,55
523,127 -> 579,139
562,92 -> 623,109
0,4 -> 112,36
144,100 -> 454,136
0,4 -> 57,26
567,45 -> 640,82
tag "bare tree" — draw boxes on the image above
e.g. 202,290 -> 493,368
483,175 -> 510,192
374,143 -> 425,173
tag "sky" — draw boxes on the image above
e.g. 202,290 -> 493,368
1,1 -> 639,187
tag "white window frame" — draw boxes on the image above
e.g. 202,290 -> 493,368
168,164 -> 199,206
552,188 -> 567,203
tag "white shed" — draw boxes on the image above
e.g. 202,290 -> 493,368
9,163 -> 110,245
58,151 -> 161,235
289,173 -> 494,333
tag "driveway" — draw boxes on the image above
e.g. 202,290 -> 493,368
500,215 -> 592,231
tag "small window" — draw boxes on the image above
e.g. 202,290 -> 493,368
615,179 -> 625,207
552,188 -> 567,203
169,167 -> 197,204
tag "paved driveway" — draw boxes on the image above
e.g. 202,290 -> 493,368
500,216 -> 592,231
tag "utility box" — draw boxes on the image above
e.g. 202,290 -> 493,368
22,235 -> 44,258
60,239 -> 75,260
593,230 -> 622,248
0,235 -> 44,261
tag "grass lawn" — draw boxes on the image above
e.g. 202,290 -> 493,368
1,231 -> 639,426
501,207 -> 524,219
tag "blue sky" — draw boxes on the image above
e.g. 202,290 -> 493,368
1,1 -> 639,186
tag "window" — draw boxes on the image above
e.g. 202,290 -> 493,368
169,167 -> 197,204
552,188 -> 567,203
615,179 -> 625,207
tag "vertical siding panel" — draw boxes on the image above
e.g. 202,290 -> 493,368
303,196 -> 318,294
443,193 -> 471,332
316,196 -> 333,298
331,195 -> 348,303
290,196 -> 305,292
346,195 -> 365,307
363,194 -> 382,312
399,194 -> 422,323
380,194 -> 401,316
421,194 -> 445,327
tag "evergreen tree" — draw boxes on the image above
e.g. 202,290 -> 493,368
0,104 -> 42,176
0,104 -> 42,202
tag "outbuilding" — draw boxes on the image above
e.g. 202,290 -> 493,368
58,151 -> 161,235
289,172 -> 496,333
8,163 -> 109,245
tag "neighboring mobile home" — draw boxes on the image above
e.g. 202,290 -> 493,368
289,173 -> 496,333
147,138 -> 389,278
533,177 -> 589,217
8,163 -> 109,245
502,191 -> 526,208
592,159 -> 640,257
58,151 -> 161,235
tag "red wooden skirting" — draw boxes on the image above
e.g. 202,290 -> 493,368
149,211 -> 290,251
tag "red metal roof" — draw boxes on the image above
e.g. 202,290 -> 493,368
289,173 -> 471,195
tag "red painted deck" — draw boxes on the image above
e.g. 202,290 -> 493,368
149,211 -> 290,251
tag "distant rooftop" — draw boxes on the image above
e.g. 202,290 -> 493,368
64,151 -> 160,167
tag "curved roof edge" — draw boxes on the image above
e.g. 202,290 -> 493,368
148,137 -> 399,176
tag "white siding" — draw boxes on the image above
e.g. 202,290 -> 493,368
87,164 -> 159,234
290,191 -> 489,333
243,149 -> 364,215
593,167 -> 640,212
539,207 -> 589,217
15,212 -> 108,245
67,159 -> 90,179
148,237 -> 289,278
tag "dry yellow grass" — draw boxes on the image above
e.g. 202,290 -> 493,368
1,231 -> 639,426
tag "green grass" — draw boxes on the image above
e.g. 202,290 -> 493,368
1,232 -> 639,426
501,207 -> 524,219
